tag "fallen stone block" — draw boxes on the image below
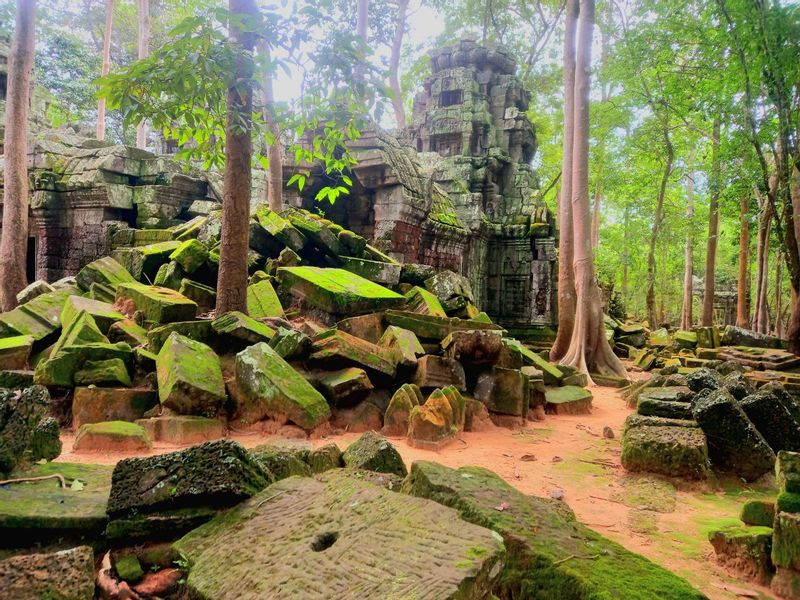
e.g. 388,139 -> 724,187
342,431 -> 407,476
740,390 -> 800,453
172,470 -> 503,600
0,545 -> 95,600
154,260 -> 184,290
112,240 -> 181,280
503,338 -> 564,384
310,329 -> 397,378
287,209 -> 344,256
137,415 -> 226,445
777,492 -> 800,514
72,386 -> 157,429
60,295 -> 125,333
692,389 -> 775,481
773,511 -> 800,570
407,388 -> 456,449
0,334 -> 33,369
107,318 -> 148,346
178,279 -> 216,312
0,370 -> 34,389
0,385 -> 61,475
234,342 -> 330,430
74,357 -> 132,387
637,397 -> 693,420
336,312 -> 386,343
777,451 -> 800,494
147,319 -> 214,353
319,367 -> 373,407
250,443 -> 312,479
722,325 -> 785,349
741,499 -> 776,527
254,206 -> 306,251
404,461 -> 707,599
771,567 -> 800,600
0,287 -> 77,341
331,401 -> 384,433
268,326 -> 310,359
722,371 -> 755,401
621,424 -> 710,479
339,255 -> 401,286
474,366 -> 529,416
545,385 -> 593,415
35,340 -> 133,388
383,309 -> 503,342
639,386 -> 694,403
76,256 -> 136,292
277,266 -> 404,315
169,238 -> 208,273
424,270 -> 474,304
378,324 -> 424,367
441,329 -> 503,365
709,525 -> 774,584
115,282 -> 197,324
247,279 -> 284,318
212,310 -> 275,344
403,286 -> 447,317
15,280 -> 54,305
157,332 -> 226,416
413,355 -> 466,391
73,420 -> 152,452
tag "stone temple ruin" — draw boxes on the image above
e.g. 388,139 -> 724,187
0,39 -> 556,339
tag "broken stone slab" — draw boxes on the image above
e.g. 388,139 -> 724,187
136,415 -> 226,445
621,424 -> 710,479
623,414 -> 699,430
115,282 -> 197,324
112,240 -> 182,281
424,270 -> 475,304
403,461 -> 707,599
337,228 -> 367,256
286,209 -> 344,256
73,420 -> 152,453
674,330 -> 698,348
50,309 -> 108,357
34,340 -> 133,388
0,334 -> 33,369
721,325 -> 786,350
378,324 -> 424,367
277,266 -> 404,315
234,342 -> 331,430
694,326 -> 721,349
310,329 -> 397,378
382,383 -> 423,436
88,281 -> 116,303
773,512 -> 800,571
639,386 -> 694,403
169,238 -> 208,273
342,431 -> 407,477
60,295 -> 125,334
545,385 -> 593,415
339,256 -> 402,286
15,280 -> 54,305
721,372 -> 755,400
692,389 -> 776,481
0,545 -> 95,600
383,309 -> 503,342
740,390 -> 800,453
179,279 -> 216,312
147,320 -> 214,352
75,256 -> 136,293
441,329 -> 503,365
211,310 -> 275,344
157,332 -> 226,416
247,279 -> 284,318
399,263 -> 437,287
319,367 -> 374,407
254,206 -> 306,252
172,469 -> 503,600
72,386 -> 157,429
777,451 -> 800,494
0,370 -> 34,389
502,338 -> 564,384
709,525 -> 774,585
474,367 -> 529,416
403,286 -> 447,317
336,312 -> 386,343
74,357 -> 132,387
637,398 -> 693,420
154,260 -> 184,290
412,355 -> 466,391
268,326 -> 310,359
686,367 -> 721,393
0,287 -> 77,341
250,443 -> 313,480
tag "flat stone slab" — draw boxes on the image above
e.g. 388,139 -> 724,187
384,309 -> 503,342
621,425 -> 710,479
545,385 -> 593,414
73,421 -> 152,453
0,462 -> 113,546
115,282 -> 197,324
137,415 -> 226,445
0,287 -> 76,340
639,386 -> 694,403
0,334 -> 33,369
173,469 -> 504,600
277,266 -> 404,315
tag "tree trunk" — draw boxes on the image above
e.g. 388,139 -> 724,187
646,125 -> 673,328
622,203 -> 629,301
388,0 -> 409,129
96,0 -> 114,141
681,174 -> 695,330
591,176 -> 601,248
0,0 -> 37,311
135,0 -> 150,149
775,250 -> 784,337
258,41 -> 283,212
735,194 -> 751,327
560,0 -> 626,380
549,0 -> 578,362
216,0 -> 257,315
702,117 -> 721,326
753,185 -> 773,334
358,0 -> 368,42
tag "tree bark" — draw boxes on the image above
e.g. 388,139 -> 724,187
0,0 -> 37,311
701,117 -> 721,326
681,173 -> 695,330
135,0 -> 150,149
96,0 -> 114,141
258,41 -> 283,212
216,0 -> 257,315
646,125 -> 673,328
753,184 -> 773,334
591,176 -> 601,248
736,194 -> 751,328
622,203 -> 629,301
775,250 -> 784,337
560,0 -> 626,380
388,0 -> 409,129
549,0 -> 578,362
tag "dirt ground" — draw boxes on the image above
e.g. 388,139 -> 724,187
57,366 -> 780,600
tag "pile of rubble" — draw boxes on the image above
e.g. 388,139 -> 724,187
0,434 -> 706,599
621,362 -> 800,481
0,205 -> 593,465
709,451 -> 800,598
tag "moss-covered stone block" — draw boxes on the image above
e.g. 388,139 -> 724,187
116,282 -> 197,324
268,326 -> 310,359
246,279 -> 284,318
777,451 -> 800,494
412,355 -> 466,391
35,341 -> 132,388
253,206 -> 306,251
250,444 -> 312,480
545,385 -> 593,415
741,390 -> 800,453
474,367 -> 529,416
136,415 -> 226,445
339,256 -> 402,286
404,461 -> 706,599
0,287 -> 77,341
0,334 -> 33,369
378,324 -> 424,367
74,357 -> 132,387
772,567 -> 800,599
72,386 -> 157,429
773,511 -> 800,569
777,492 -> 800,514
407,388 -> 456,449
382,383 -> 423,437
637,397 -> 693,420
212,310 -> 276,344
384,309 -> 503,342
73,420 -> 152,453
76,256 -> 136,292
234,342 -> 330,430
112,240 -> 181,281
741,499 -> 777,527
311,329 -> 397,378
114,554 -> 144,583
178,279 -> 216,312
60,295 -> 124,334
319,367 -> 374,407
107,318 -> 148,347
157,332 -> 225,416
169,238 -> 208,273
343,431 -> 407,476
0,545 -> 95,600
503,337 -> 564,384
708,525 -> 774,584
153,260 -> 184,290
147,319 -> 214,352
621,424 -> 710,479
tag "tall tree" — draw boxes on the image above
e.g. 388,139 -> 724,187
701,117 -> 721,326
681,172 -> 695,330
96,0 -> 114,141
388,0 -> 409,129
136,0 -> 150,149
646,119 -> 674,327
560,0 -> 626,379
258,41 -> 283,211
736,194 -> 751,328
0,0 -> 37,310
217,0 -> 258,314
549,0 -> 577,362
753,185 -> 773,333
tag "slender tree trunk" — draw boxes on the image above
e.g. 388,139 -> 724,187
702,117 -> 721,326
753,185 -> 773,334
788,168 -> 800,350
549,0 -> 578,362
0,0 -> 36,310
736,194 -> 751,328
622,203 -> 629,301
388,0 -> 409,129
216,0 -> 257,315
560,0 -> 626,380
646,125 -> 673,328
96,0 -> 114,141
135,0 -> 150,149
591,175 -> 602,248
258,41 -> 283,212
775,250 -> 784,337
681,174 -> 695,330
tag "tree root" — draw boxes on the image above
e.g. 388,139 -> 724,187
0,474 -> 67,488
552,553 -> 601,565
